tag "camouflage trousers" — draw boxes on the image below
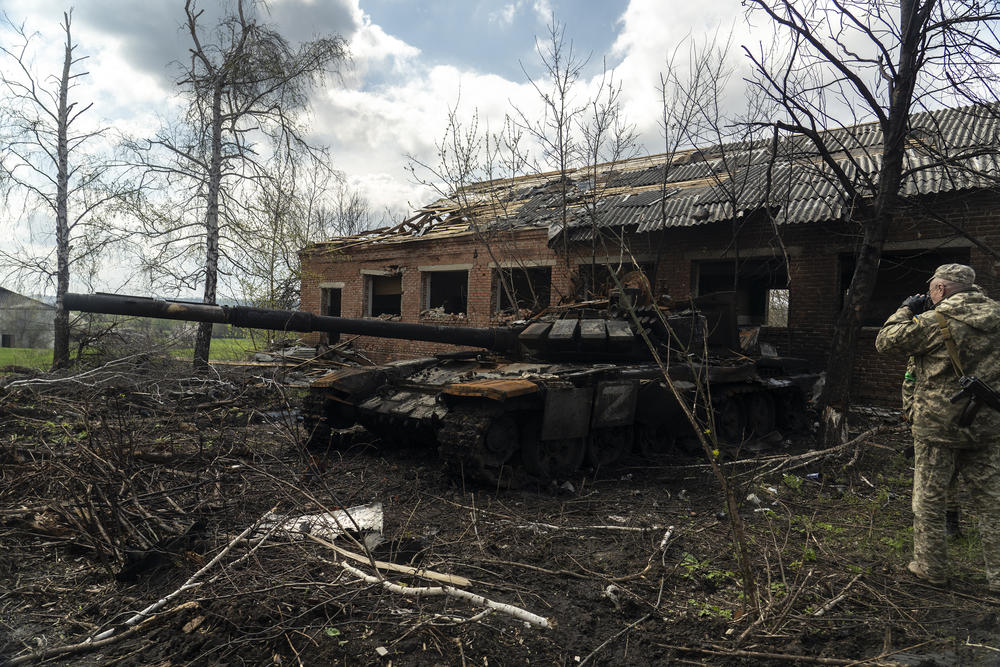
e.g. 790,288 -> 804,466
912,440 -> 1000,585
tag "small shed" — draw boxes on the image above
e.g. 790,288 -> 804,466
0,287 -> 54,349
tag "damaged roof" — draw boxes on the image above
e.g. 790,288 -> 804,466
309,104 -> 1000,251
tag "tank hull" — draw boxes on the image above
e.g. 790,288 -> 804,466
306,355 -> 819,485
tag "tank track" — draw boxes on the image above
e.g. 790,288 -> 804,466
302,389 -> 332,450
437,403 -> 518,488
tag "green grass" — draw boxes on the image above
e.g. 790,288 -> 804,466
0,338 -> 258,372
0,347 -> 53,370
172,338 -> 258,362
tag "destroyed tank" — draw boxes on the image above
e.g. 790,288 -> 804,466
64,292 -> 819,485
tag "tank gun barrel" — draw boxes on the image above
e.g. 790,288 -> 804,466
64,293 -> 520,352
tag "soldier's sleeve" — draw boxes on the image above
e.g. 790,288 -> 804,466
875,307 -> 941,356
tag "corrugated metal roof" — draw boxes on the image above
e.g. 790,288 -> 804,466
308,104 -> 1000,252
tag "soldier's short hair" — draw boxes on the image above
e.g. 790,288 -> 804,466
929,263 -> 975,286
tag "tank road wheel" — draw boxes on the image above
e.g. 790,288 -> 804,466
744,391 -> 776,437
522,436 -> 586,481
438,404 -> 519,487
775,389 -> 809,433
587,427 -> 633,468
636,422 -> 678,460
481,415 -> 520,467
713,395 -> 747,444
302,390 -> 332,450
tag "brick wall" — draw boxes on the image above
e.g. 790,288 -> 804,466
299,191 -> 1000,405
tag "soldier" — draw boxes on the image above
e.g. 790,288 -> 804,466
904,358 -> 962,538
876,264 -> 1000,590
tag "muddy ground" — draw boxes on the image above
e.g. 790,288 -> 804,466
1,358 -> 999,666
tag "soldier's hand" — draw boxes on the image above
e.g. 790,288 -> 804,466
902,293 -> 930,314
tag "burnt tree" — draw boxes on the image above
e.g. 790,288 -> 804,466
745,0 -> 1000,441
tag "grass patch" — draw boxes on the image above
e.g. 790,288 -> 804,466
172,338 -> 258,362
0,347 -> 53,370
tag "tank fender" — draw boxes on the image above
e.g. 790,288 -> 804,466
311,367 -> 388,400
440,378 -> 540,401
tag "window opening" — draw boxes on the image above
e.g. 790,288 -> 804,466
321,287 -> 342,343
1,333 -> 11,348
367,274 -> 402,317
423,270 -> 468,315
695,258 -> 788,326
765,289 -> 789,327
577,262 -> 656,301
839,248 -> 971,326
494,267 -> 551,314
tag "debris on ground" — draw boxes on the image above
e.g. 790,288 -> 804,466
1,359 -> 999,665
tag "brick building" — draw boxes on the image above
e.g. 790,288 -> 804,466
300,105 -> 1000,407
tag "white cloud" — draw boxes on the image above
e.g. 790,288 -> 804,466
532,0 -> 553,24
486,0 -> 551,29
606,0 -> 763,150
342,10 -> 421,85
489,4 -> 519,28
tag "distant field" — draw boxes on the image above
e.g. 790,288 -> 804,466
0,347 -> 53,370
172,338 -> 258,362
0,338 -> 258,373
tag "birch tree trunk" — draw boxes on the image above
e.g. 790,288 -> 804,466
193,81 -> 224,370
52,17 -> 73,370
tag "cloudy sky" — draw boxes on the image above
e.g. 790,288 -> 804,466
0,0 -> 775,296
0,0 -> 764,213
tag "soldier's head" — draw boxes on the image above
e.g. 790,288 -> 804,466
928,263 -> 975,305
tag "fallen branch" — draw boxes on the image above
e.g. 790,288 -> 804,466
508,520 -> 667,533
434,496 -> 665,533
341,562 -> 550,629
608,525 -> 676,583
89,506 -> 276,643
306,533 -> 471,586
966,638 -> 1000,653
1,602 -> 199,667
813,573 -> 862,617
579,613 -> 651,666
663,425 -> 896,475
2,353 -> 158,390
655,643 -> 898,665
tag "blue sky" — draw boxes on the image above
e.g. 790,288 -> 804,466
358,0 -> 628,80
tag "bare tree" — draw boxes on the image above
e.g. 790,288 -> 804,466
0,11 -> 127,368
407,17 -> 606,314
234,155 -> 380,313
406,100 -> 539,313
743,0 -> 1000,442
127,0 -> 346,368
515,16 -> 588,265
329,177 -> 379,238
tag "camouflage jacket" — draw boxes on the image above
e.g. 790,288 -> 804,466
901,357 -> 916,422
876,289 -> 1000,448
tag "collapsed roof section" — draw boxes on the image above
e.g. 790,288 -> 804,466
308,104 -> 1000,253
